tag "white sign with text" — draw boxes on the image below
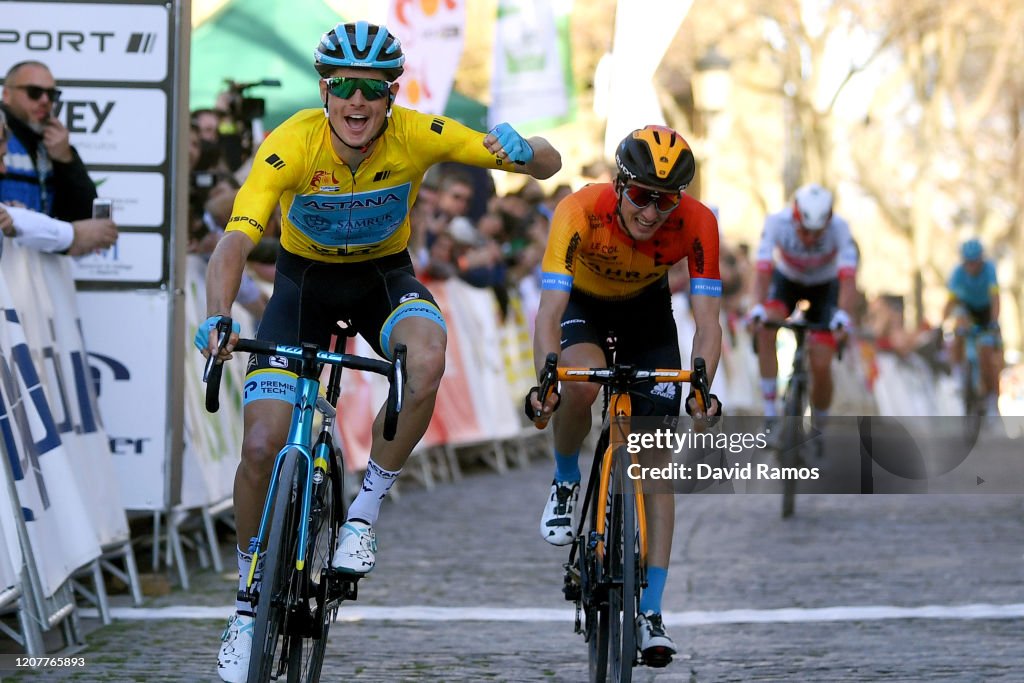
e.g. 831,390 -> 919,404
91,171 -> 165,227
0,3 -> 169,82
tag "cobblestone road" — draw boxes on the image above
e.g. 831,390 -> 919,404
5,426 -> 1024,682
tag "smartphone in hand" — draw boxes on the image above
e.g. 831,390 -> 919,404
92,198 -> 113,220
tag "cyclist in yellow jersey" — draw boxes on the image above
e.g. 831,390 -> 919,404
195,21 -> 560,683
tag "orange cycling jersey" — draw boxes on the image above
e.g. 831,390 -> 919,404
540,184 -> 722,300
226,106 -> 511,263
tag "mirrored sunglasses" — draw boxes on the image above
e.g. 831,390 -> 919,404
322,77 -> 392,101
622,185 -> 681,214
13,85 -> 62,102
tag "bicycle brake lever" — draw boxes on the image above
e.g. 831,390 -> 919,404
534,352 -> 559,428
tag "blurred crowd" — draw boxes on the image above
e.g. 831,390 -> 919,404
181,80 -> 1003,414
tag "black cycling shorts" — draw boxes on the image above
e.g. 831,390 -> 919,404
243,249 -> 445,405
560,283 -> 682,417
965,305 -> 992,328
766,270 -> 838,325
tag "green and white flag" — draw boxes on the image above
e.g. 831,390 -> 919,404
488,0 -> 573,132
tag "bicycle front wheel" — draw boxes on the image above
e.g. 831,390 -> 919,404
288,446 -> 346,682
962,357 -> 983,446
780,379 -> 806,519
586,435 -> 610,682
602,450 -> 637,682
250,451 -> 303,683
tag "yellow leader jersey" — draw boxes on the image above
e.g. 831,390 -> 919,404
226,106 -> 511,262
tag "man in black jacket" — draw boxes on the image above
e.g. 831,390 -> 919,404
1,60 -> 96,221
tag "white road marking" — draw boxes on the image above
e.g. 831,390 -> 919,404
79,602 -> 1024,624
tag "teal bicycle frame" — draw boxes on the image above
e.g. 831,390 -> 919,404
249,346 -> 331,580
204,333 -> 404,592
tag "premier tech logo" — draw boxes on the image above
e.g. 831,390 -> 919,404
0,29 -> 159,54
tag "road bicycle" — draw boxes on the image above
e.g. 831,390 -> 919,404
953,321 -> 1001,445
204,318 -> 405,682
755,305 -> 841,518
537,342 -> 710,682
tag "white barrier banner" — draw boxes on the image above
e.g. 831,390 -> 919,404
180,256 -> 254,510
78,291 -> 170,510
4,0 -> 185,516
388,0 -> 467,115
445,279 -> 519,439
0,277 -> 100,597
2,242 -> 129,546
0,486 -> 21,595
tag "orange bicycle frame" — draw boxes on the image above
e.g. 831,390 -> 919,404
556,367 -> 695,565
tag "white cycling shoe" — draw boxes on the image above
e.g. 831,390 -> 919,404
636,610 -> 677,667
332,521 -> 377,574
540,480 -> 580,546
217,612 -> 254,683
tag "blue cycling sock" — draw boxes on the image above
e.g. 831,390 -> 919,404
554,449 -> 581,483
639,566 -> 668,615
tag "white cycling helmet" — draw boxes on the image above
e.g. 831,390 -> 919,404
792,183 -> 833,231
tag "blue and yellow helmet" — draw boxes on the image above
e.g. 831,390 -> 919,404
314,21 -> 405,80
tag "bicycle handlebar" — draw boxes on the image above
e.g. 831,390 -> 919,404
202,318 -> 406,440
751,317 -> 846,361
552,356 -> 712,416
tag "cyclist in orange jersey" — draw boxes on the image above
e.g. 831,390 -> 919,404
526,125 -> 722,666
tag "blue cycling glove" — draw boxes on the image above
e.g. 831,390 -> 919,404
194,315 -> 240,353
490,122 -> 534,165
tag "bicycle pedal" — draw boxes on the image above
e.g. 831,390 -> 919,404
325,568 -> 360,601
641,647 -> 673,668
562,573 -> 581,602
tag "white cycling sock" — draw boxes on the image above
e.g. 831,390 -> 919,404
236,544 -> 264,615
761,378 -> 778,417
812,407 -> 829,432
346,459 -> 402,526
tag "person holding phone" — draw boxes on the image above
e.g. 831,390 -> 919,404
1,60 -> 96,221
0,109 -> 116,255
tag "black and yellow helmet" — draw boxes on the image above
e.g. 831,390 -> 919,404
614,125 -> 695,192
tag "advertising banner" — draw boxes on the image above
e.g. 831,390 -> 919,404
488,0 -> 571,131
388,0 -> 467,115
1,1 -> 187,511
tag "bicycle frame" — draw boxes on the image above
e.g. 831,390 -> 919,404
205,333 -> 403,591
560,368 -> 696,565
248,345 -> 329,587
